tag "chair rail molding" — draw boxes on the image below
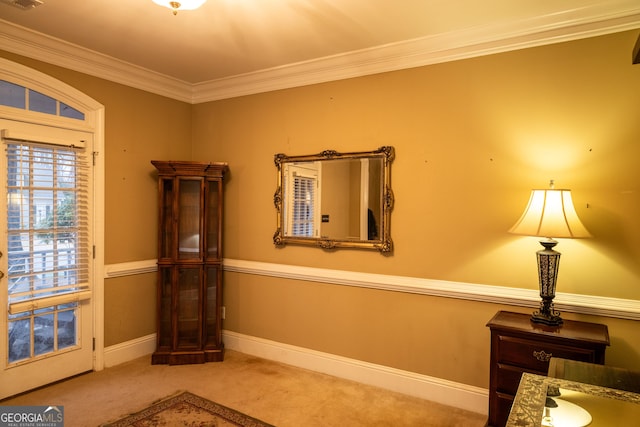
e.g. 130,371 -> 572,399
103,258 -> 640,321
104,259 -> 157,278
222,259 -> 640,321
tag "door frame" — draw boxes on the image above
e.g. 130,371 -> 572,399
0,57 -> 105,372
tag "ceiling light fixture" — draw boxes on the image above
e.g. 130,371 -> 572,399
152,0 -> 206,15
1,0 -> 43,10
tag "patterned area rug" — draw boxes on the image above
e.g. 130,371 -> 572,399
102,391 -> 276,427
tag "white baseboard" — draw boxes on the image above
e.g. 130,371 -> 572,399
223,331 -> 488,415
102,331 -> 488,415
103,333 -> 156,368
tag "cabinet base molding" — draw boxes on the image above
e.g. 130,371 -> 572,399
151,346 -> 224,365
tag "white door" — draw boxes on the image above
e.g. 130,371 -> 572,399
0,119 -> 94,399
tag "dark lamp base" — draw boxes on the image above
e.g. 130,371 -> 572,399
531,312 -> 563,326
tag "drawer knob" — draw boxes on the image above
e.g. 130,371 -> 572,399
533,350 -> 552,362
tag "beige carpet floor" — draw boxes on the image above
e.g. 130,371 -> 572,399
1,350 -> 486,426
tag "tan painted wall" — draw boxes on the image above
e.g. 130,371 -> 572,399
192,31 -> 640,299
2,29 -> 639,389
191,30 -> 640,388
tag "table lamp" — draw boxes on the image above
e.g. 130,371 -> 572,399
509,180 -> 591,326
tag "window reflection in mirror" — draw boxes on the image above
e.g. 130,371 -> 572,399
274,147 -> 394,252
283,161 -> 320,238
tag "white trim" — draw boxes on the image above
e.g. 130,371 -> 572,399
0,22 -> 193,103
0,58 -> 102,128
104,259 -> 157,279
102,331 -> 488,415
1,128 -> 87,148
223,331 -> 488,415
92,106 -> 106,371
105,258 -> 640,321
223,259 -> 640,321
103,333 -> 156,368
193,6 -> 640,103
1,3 -> 639,103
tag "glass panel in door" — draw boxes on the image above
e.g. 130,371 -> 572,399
157,267 -> 172,349
176,267 -> 201,349
159,178 -> 174,259
205,266 -> 220,346
206,180 -> 220,259
178,179 -> 201,260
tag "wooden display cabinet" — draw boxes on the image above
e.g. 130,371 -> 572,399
151,160 -> 228,365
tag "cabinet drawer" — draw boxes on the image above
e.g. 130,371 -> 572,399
496,363 -> 538,394
498,335 -> 597,372
494,391 -> 514,427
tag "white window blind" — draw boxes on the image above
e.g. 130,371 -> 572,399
4,135 -> 91,315
291,174 -> 316,237
283,162 -> 320,238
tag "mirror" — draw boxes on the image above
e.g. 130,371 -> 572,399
273,146 -> 394,252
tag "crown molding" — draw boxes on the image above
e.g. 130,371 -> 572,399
2,3 -> 639,104
193,5 -> 640,103
0,21 -> 193,103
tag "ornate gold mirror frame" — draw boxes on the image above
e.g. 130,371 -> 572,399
273,146 -> 394,253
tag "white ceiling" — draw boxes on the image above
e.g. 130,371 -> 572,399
1,0 -> 639,102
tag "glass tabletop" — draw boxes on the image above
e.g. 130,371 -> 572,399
507,373 -> 640,426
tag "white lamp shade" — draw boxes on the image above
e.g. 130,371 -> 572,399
509,189 -> 591,239
153,0 -> 206,12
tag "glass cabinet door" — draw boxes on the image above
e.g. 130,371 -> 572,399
178,179 -> 202,260
157,267 -> 173,348
205,266 -> 221,347
159,178 -> 174,259
176,267 -> 202,349
206,180 -> 221,260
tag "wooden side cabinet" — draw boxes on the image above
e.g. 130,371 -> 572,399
151,160 -> 228,365
486,311 -> 609,427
